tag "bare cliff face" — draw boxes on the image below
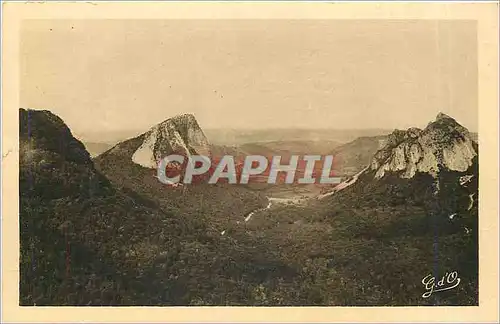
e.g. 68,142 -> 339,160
321,113 -> 478,200
369,113 -> 477,180
131,113 -> 211,168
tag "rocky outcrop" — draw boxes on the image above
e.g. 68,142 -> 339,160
131,113 -> 211,168
369,113 -> 477,179
323,112 -> 478,201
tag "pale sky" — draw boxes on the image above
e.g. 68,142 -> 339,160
20,19 -> 478,137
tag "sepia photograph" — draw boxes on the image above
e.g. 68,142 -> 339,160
2,2 -> 499,323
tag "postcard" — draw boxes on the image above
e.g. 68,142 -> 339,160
2,2 -> 498,323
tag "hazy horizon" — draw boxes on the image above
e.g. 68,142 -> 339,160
75,126 -> 395,144
21,19 -> 478,136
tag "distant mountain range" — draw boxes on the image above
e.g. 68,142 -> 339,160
82,127 -> 393,158
204,128 -> 394,146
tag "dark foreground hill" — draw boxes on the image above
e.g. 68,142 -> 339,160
19,108 -> 281,306
20,108 -> 204,305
